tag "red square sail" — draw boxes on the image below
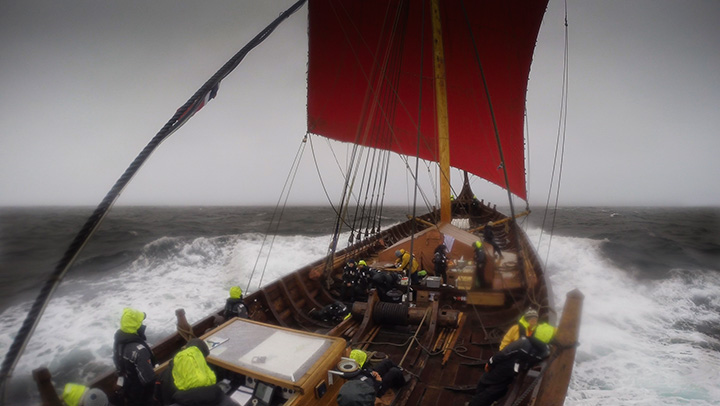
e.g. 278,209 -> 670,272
307,0 -> 548,200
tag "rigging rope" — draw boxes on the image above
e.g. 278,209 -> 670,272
459,0 -> 518,223
246,134 -> 308,292
539,0 -> 571,269
406,0 -> 427,299
0,0 -> 308,398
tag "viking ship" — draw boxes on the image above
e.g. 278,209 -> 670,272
3,0 -> 582,405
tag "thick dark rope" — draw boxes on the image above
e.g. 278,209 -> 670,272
0,0 -> 307,397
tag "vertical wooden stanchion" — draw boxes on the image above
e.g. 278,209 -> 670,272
533,289 -> 584,405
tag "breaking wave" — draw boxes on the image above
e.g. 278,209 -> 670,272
531,229 -> 720,405
1,224 -> 719,404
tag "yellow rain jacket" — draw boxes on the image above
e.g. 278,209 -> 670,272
534,323 -> 556,344
499,316 -> 536,350
396,250 -> 419,273
62,383 -> 86,406
172,346 -> 217,391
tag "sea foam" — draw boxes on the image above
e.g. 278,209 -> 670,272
1,228 -> 719,404
530,228 -> 720,405
0,231 -> 344,404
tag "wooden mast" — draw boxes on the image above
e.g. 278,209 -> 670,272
431,0 -> 451,224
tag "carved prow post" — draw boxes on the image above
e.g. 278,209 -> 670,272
176,309 -> 195,342
33,367 -> 62,406
533,289 -> 584,405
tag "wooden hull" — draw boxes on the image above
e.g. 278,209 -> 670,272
35,198 -> 580,406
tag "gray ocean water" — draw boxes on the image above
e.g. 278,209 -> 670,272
1,206 -> 719,404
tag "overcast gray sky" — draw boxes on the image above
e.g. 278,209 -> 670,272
1,0 -> 718,207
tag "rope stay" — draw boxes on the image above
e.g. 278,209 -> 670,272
459,0 -> 518,223
0,0 -> 308,397
245,134 -> 308,292
319,0 -> 434,272
539,0 -> 571,269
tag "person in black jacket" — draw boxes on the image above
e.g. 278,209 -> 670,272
113,308 -> 157,406
483,222 -> 503,258
343,349 -> 405,398
468,323 -> 555,406
473,241 -> 487,288
341,259 -> 361,302
432,244 -> 448,285
223,286 -> 248,320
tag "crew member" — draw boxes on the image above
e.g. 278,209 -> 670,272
432,244 -> 448,285
473,241 -> 487,288
343,349 -> 406,398
499,309 -> 539,351
394,249 -> 419,284
469,323 -> 555,406
159,338 -> 239,406
341,259 -> 361,301
113,308 -> 157,406
223,286 -> 248,320
483,222 -> 503,258
356,260 -> 373,298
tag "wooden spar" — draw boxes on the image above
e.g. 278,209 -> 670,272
350,290 -> 379,345
467,210 -> 531,233
406,214 -> 436,228
533,289 -> 584,405
441,312 -> 466,366
431,0 -> 452,224
433,329 -> 447,352
399,307 -> 431,366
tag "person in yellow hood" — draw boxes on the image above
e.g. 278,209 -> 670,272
499,309 -> 539,350
223,286 -> 248,320
340,349 -> 406,400
112,308 -> 157,406
61,383 -> 108,406
158,338 -> 239,405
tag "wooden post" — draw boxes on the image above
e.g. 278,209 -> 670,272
32,367 -> 63,406
533,289 -> 584,405
176,308 -> 195,342
351,290 -> 379,346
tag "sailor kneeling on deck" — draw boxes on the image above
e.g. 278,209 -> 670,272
337,349 -> 406,405
468,323 -> 555,406
158,338 -> 239,406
